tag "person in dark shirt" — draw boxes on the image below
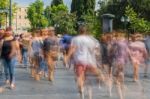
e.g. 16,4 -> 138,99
43,27 -> 58,82
1,27 -> 21,89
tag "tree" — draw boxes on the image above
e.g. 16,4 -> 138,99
71,0 -> 77,13
51,0 -> 63,6
125,5 -> 150,33
130,0 -> 150,21
44,4 -> 77,35
27,0 -> 48,30
0,0 -> 9,9
71,0 -> 101,37
44,4 -> 68,26
44,6 -> 52,26
98,0 -> 150,30
0,0 -> 17,28
84,0 -> 96,15
71,0 -> 96,19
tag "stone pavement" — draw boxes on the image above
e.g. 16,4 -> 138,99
0,61 -> 150,99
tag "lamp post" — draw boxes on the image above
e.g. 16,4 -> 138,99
121,16 -> 130,39
9,0 -> 12,27
15,12 -> 17,33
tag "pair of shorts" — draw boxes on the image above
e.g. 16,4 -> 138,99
75,63 -> 91,77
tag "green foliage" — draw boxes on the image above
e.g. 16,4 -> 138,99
0,0 -> 17,28
71,0 -> 77,13
53,12 -> 77,35
131,0 -> 150,21
51,0 -> 63,7
0,0 -> 9,9
71,0 -> 101,37
125,5 -> 150,33
44,4 -> 77,35
71,0 -> 96,19
98,0 -> 150,32
27,0 -> 48,29
44,4 -> 68,26
80,14 -> 102,38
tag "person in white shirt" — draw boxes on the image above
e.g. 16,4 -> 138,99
64,25 -> 104,99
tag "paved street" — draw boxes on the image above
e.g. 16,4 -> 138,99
0,61 -> 150,99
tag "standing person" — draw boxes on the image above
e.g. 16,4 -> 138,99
0,29 -> 5,40
100,34 -> 112,77
111,32 -> 130,99
0,30 -> 4,92
30,30 -> 43,81
60,33 -> 73,55
129,34 -> 148,81
20,33 -> 30,67
60,33 -> 73,68
144,33 -> 150,77
99,34 -> 114,96
64,25 -> 104,99
0,29 -> 5,76
1,27 -> 21,89
39,29 -> 48,77
43,27 -> 59,82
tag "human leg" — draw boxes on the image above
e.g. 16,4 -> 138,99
2,59 -> 9,83
115,64 -> 125,99
9,57 -> 17,88
133,63 -> 139,81
75,65 -> 86,99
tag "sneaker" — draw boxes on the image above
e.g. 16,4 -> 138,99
10,84 -> 16,89
5,80 -> 10,84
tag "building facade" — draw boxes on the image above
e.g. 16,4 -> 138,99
12,7 -> 30,34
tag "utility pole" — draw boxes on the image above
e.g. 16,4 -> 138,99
9,0 -> 12,27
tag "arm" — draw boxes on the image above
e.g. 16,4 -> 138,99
64,45 -> 76,68
10,40 -> 22,63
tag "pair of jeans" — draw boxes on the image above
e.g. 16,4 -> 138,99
22,48 -> 28,66
2,57 -> 17,84
39,57 -> 48,73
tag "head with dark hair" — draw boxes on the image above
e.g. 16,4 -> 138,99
6,27 -> 12,31
4,27 -> 13,37
0,29 -> 5,39
78,25 -> 88,35
41,28 -> 48,36
0,29 -> 5,34
48,26 -> 55,36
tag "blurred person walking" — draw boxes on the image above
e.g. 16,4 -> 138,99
30,30 -> 43,81
64,25 -> 104,99
0,29 -> 5,76
129,33 -> 148,81
1,27 -> 21,89
111,32 -> 130,99
144,33 -> 150,77
43,27 -> 59,82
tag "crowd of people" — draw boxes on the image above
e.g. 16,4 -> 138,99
0,25 -> 150,99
